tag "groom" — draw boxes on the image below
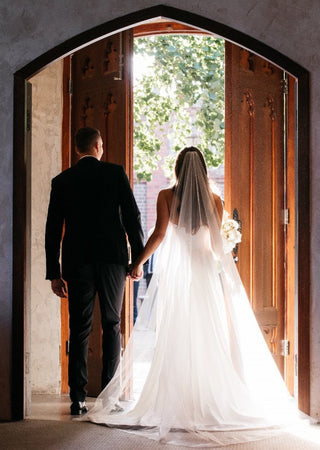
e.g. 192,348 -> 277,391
45,127 -> 144,415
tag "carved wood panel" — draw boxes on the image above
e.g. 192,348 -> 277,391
225,42 -> 285,372
70,30 -> 133,396
71,31 -> 133,168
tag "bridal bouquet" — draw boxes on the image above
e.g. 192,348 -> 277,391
221,211 -> 242,253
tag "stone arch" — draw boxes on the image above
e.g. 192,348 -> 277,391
12,5 -> 310,419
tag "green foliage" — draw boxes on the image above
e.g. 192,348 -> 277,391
134,35 -> 225,181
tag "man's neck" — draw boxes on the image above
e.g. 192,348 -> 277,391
79,154 -> 98,160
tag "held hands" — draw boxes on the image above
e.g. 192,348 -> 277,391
128,263 -> 143,281
51,278 -> 68,298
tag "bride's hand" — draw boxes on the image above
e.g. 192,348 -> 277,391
130,263 -> 143,281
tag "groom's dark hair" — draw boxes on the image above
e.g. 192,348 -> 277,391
75,127 -> 101,153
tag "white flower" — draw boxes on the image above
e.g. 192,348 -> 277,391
221,211 -> 242,253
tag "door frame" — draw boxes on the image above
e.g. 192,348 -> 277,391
12,5 -> 310,419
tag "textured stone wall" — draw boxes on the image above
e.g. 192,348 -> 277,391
30,60 -> 63,394
0,0 -> 319,420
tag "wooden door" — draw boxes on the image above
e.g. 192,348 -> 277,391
71,31 -> 133,168
62,30 -> 134,396
225,42 -> 286,374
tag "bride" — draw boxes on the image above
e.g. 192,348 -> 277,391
83,147 -> 306,447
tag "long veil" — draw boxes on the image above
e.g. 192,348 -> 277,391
81,150 -> 307,446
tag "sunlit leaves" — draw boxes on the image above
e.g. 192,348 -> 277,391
134,35 -> 225,181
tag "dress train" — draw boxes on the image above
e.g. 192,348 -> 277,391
81,224 -> 308,447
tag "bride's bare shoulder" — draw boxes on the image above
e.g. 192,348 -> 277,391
159,187 -> 174,197
158,187 -> 174,210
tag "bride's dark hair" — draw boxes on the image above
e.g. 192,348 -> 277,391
173,147 -> 210,233
174,146 -> 208,179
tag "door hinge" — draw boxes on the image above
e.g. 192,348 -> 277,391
283,208 -> 290,225
281,77 -> 289,96
66,340 -> 70,355
67,78 -> 73,95
280,339 -> 290,356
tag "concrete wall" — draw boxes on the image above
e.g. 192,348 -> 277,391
30,60 -> 63,394
0,0 -> 319,420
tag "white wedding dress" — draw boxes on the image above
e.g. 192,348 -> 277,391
82,152 -> 307,447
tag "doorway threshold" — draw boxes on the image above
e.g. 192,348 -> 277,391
28,394 -> 96,422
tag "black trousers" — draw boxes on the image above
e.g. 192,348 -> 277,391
67,262 -> 126,403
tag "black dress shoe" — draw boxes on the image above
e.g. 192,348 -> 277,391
70,401 -> 88,415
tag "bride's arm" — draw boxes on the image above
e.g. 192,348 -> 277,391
130,189 -> 171,280
212,192 -> 223,225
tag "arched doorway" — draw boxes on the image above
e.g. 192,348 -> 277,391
12,5 -> 310,420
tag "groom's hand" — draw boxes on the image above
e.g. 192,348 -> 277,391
129,264 -> 143,281
51,278 -> 68,298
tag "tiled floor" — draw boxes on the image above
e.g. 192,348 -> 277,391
23,395 -> 320,450
28,394 -> 96,421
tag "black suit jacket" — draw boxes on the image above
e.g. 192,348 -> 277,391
45,157 -> 144,280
